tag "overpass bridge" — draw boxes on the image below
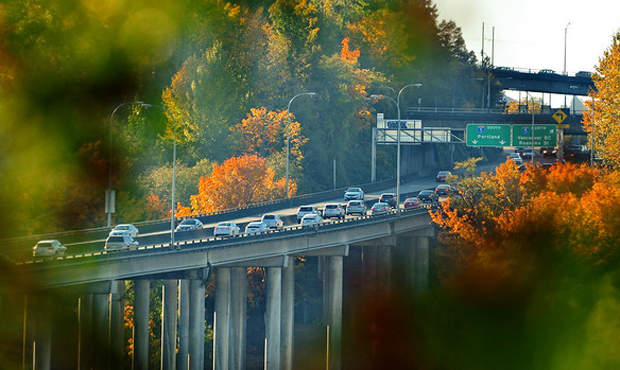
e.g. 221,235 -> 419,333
2,180 -> 436,370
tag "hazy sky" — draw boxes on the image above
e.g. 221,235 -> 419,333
433,0 -> 620,74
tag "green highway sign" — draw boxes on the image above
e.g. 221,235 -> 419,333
512,124 -> 557,147
466,124 -> 511,147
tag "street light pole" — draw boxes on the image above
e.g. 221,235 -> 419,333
285,92 -> 316,198
141,104 -> 178,248
372,83 -> 422,213
108,101 -> 143,227
525,92 -> 536,163
564,22 -> 571,107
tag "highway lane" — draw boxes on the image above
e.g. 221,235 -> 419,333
23,175 -> 442,262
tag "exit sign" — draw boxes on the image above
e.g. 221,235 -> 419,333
466,124 -> 511,147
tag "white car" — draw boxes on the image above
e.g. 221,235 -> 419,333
323,203 -> 345,219
109,224 -> 139,238
508,153 -> 523,165
296,205 -> 321,223
344,187 -> 364,200
301,213 -> 322,227
175,218 -> 204,231
346,200 -> 367,215
245,221 -> 269,234
33,240 -> 67,258
214,222 -> 240,237
104,235 -> 139,251
261,214 -> 284,229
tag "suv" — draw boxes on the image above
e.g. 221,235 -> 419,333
323,203 -> 345,219
296,205 -> 321,223
105,235 -> 139,251
346,200 -> 367,215
379,193 -> 397,208
261,214 -> 284,229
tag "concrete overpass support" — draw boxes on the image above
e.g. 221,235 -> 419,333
110,281 -> 126,369
415,237 -> 430,294
33,296 -> 52,370
189,277 -> 206,370
281,256 -> 295,370
327,256 -> 344,370
161,280 -> 178,370
92,293 -> 110,368
79,294 -> 93,370
230,267 -> 247,370
265,267 -> 282,370
178,279 -> 190,370
134,280 -> 151,370
377,245 -> 393,294
214,268 -> 231,370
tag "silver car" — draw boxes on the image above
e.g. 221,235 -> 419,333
346,200 -> 367,215
245,221 -> 269,234
33,240 -> 67,258
261,214 -> 284,229
105,235 -> 139,251
214,222 -> 240,237
109,223 -> 139,238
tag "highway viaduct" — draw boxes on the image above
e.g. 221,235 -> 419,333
2,207 -> 434,370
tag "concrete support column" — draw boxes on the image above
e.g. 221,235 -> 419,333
362,246 -> 378,293
134,280 -> 151,370
213,268 -> 231,370
189,278 -> 206,370
377,245 -> 392,294
33,297 -> 52,370
178,280 -> 190,370
229,268 -> 247,370
327,256 -> 343,370
281,256 -> 295,370
265,267 -> 282,370
80,294 -> 93,370
415,237 -> 430,294
161,280 -> 178,370
110,281 -> 125,369
93,293 -> 110,368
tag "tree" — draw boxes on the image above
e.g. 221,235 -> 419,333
189,155 -> 291,213
583,32 -> 620,168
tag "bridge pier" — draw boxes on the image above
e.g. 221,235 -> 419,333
230,267 -> 247,370
281,256 -> 295,370
327,255 -> 344,370
161,280 -> 178,370
265,266 -> 282,370
134,279 -> 150,370
110,281 -> 125,369
189,273 -> 206,370
178,279 -> 190,370
214,267 -> 231,370
33,295 -> 52,370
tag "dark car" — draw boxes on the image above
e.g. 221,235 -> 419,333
417,190 -> 438,205
434,184 -> 454,196
379,193 -> 397,208
436,171 -> 451,182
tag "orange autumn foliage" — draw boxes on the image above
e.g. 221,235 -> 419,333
432,162 -> 620,301
340,37 -> 360,63
190,155 -> 292,213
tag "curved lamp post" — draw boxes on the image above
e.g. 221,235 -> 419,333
285,92 -> 316,198
140,103 -> 178,248
108,101 -> 143,227
371,83 -> 422,213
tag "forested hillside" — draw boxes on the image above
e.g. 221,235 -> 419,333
0,0 -> 486,235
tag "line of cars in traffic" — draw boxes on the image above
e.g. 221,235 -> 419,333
34,183 -> 456,258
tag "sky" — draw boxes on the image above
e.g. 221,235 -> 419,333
432,0 -> 620,74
